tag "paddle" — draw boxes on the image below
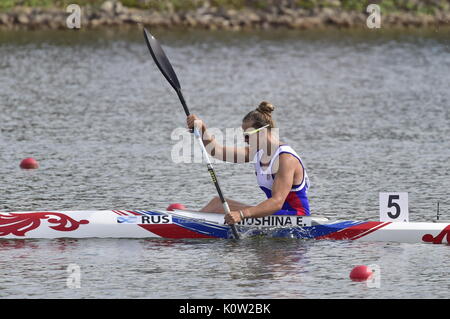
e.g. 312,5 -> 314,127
143,28 -> 240,239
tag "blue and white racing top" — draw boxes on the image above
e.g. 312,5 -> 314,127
253,145 -> 311,216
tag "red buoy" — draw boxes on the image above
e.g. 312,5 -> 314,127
350,265 -> 373,281
20,158 -> 39,169
166,203 -> 186,211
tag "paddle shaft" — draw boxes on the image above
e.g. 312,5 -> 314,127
178,89 -> 239,239
177,88 -> 231,209
143,29 -> 239,239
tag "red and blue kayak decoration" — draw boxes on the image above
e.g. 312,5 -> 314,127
0,209 -> 448,244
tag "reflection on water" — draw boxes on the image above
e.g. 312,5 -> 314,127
0,27 -> 449,298
0,236 -> 448,298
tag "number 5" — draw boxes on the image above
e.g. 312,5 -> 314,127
379,192 -> 409,222
387,195 -> 401,219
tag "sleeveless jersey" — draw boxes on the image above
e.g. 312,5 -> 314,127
253,145 -> 311,216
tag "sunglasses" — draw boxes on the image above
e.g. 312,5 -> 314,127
243,124 -> 270,138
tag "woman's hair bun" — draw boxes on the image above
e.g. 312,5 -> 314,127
242,101 -> 276,128
257,101 -> 275,114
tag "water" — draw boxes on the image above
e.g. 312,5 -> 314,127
0,27 -> 449,299
0,239 -> 448,299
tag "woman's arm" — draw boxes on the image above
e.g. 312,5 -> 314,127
187,114 -> 250,163
224,154 -> 300,224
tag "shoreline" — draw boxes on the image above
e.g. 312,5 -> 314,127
0,1 -> 449,30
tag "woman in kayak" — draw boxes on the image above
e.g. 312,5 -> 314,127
186,101 -> 310,225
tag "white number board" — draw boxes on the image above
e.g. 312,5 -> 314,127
379,192 -> 409,222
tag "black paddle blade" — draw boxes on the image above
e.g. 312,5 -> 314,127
143,28 -> 181,91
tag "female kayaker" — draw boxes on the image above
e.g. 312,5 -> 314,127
186,101 -> 310,225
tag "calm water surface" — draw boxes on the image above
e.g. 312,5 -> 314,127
0,27 -> 449,298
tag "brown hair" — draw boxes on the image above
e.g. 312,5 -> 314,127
242,101 -> 276,129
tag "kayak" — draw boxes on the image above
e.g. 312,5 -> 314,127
0,209 -> 448,244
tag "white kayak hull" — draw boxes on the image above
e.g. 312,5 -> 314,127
0,210 -> 448,244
